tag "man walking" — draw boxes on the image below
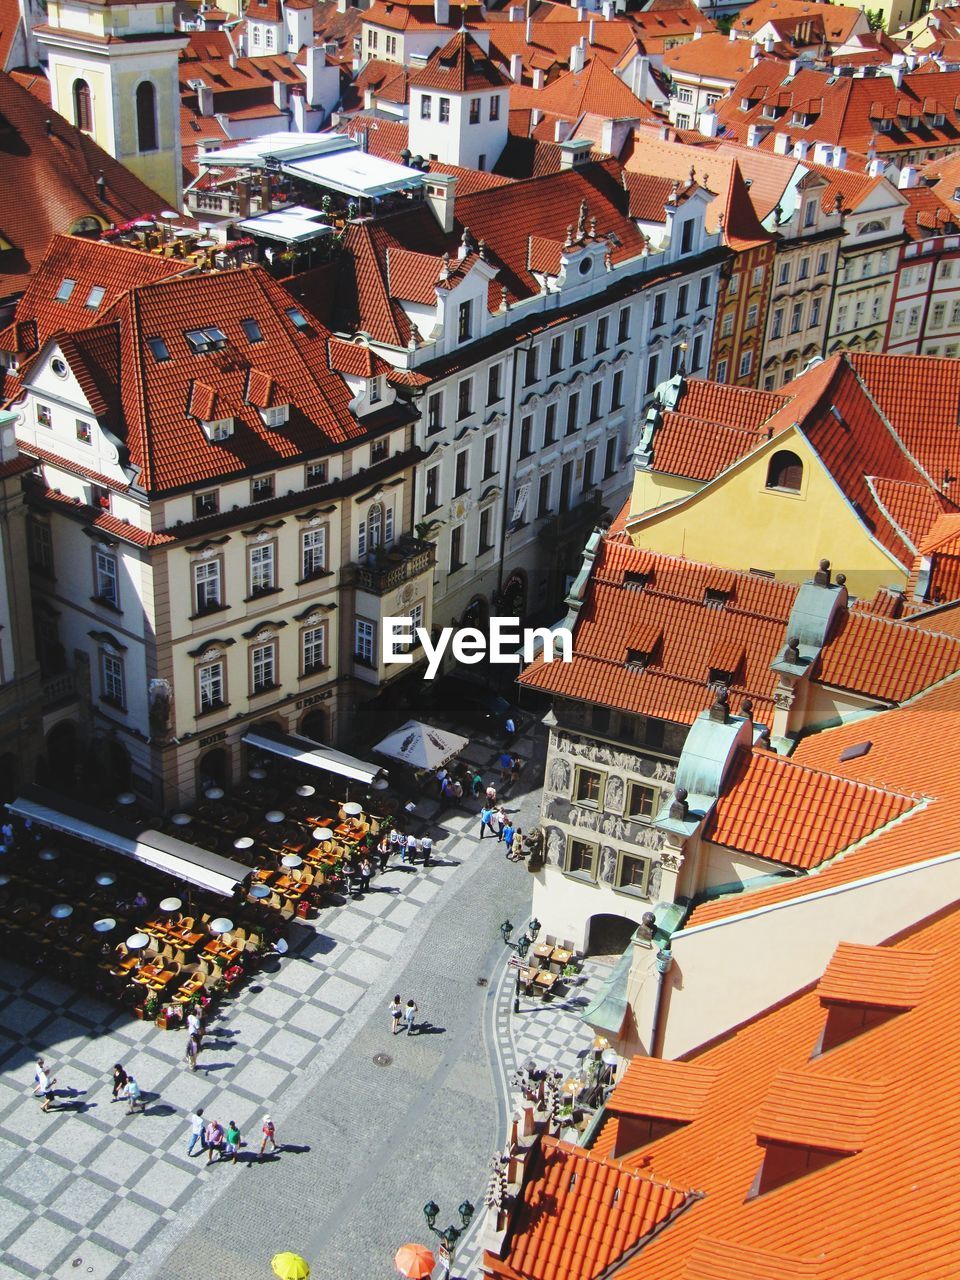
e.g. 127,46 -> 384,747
124,1075 -> 144,1115
403,999 -> 419,1035
501,820 -> 516,858
187,1107 -> 206,1157
421,833 -> 433,867
184,1032 -> 200,1072
33,1058 -> 57,1113
259,1115 -> 278,1160
479,805 -> 496,839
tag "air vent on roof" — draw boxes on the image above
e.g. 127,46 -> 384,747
839,740 -> 871,762
623,570 -> 649,589
704,587 -> 730,606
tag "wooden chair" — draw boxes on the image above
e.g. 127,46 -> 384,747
544,934 -> 557,948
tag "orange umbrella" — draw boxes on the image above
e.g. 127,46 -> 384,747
394,1242 -> 436,1279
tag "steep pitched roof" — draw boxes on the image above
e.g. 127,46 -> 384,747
734,0 -> 866,44
664,31 -> 775,83
408,31 -> 511,92
702,745 -> 916,869
509,57 -> 662,123
814,606 -> 960,701
0,72 -> 174,300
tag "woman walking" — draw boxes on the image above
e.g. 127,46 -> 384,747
389,995 -> 403,1035
111,1063 -> 128,1101
259,1115 -> 279,1159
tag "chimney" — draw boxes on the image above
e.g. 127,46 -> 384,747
833,145 -> 846,169
698,106 -> 719,137
531,106 -> 543,128
532,67 -> 545,88
588,17 -> 595,43
554,119 -> 572,142
507,3 -> 522,17
510,52 -> 522,81
434,0 -> 449,23
337,0 -> 347,11
812,140 -> 833,165
773,131 -> 792,154
728,25 -> 737,40
424,172 -> 458,233
577,3 -> 585,19
229,52 -> 237,69
899,163 -> 919,189
305,43 -> 326,108
764,32 -> 775,51
525,13 -> 532,40
746,122 -> 769,147
750,40 -> 760,57
197,82 -> 215,117
570,41 -> 585,72
273,78 -> 289,109
601,0 -> 613,17
867,156 -> 885,178
364,86 -> 375,110
792,138 -> 809,160
559,137 -> 593,168
789,56 -> 798,74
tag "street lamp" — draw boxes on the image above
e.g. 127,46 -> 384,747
422,1199 -> 475,1280
500,917 -> 542,1013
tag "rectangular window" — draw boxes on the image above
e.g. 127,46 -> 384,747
573,326 -> 585,362
147,336 -> 170,362
651,294 -> 665,328
489,94 -> 500,120
543,403 -> 557,446
249,543 -> 275,596
56,278 -> 76,302
778,261 -> 790,286
698,277 -> 711,310
645,354 -> 659,395
618,307 -> 630,342
420,94 -> 431,119
241,317 -> 262,343
676,284 -> 689,318
101,652 -> 125,707
487,364 -> 502,404
816,251 -> 828,275
728,272 -> 740,295
604,435 -> 617,477
798,256 -> 810,281
589,382 -> 602,422
617,850 -> 651,895
457,299 -> 472,343
302,625 -> 326,675
582,447 -> 595,492
752,265 -> 764,288
574,766 -> 604,807
439,97 -> 450,122
524,345 -> 539,386
305,460 -> 327,487
85,285 -> 105,309
425,465 -> 440,512
804,199 -> 817,228
952,301 -> 960,325
454,449 -> 469,495
739,350 -> 753,378
355,619 -> 375,665
427,391 -> 443,432
932,302 -> 946,329
771,308 -> 784,339
680,220 -> 693,254
301,528 -> 326,580
627,781 -> 658,819
716,357 -> 728,383
746,303 -> 758,329
478,506 -> 494,553
36,403 -> 51,428
94,549 -> 119,607
565,836 -> 597,880
371,439 -> 388,466
566,392 -> 579,435
469,97 -> 480,124
251,642 -> 275,694
810,297 -> 822,327
519,416 -> 533,459
537,472 -> 551,517
595,315 -> 609,352
670,343 -> 684,377
790,303 -> 803,334
251,475 -> 274,502
549,335 -> 563,374
721,312 -> 734,338
691,334 -> 703,371
29,519 -> 53,574
194,491 -> 218,518
610,370 -> 623,411
194,560 -> 221,614
450,524 -> 464,570
457,378 -> 472,419
198,660 -> 224,713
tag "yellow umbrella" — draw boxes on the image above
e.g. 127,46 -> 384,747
272,1253 -> 310,1280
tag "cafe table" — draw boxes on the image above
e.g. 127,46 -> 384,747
532,943 -> 554,967
203,937 -> 241,963
549,947 -> 573,972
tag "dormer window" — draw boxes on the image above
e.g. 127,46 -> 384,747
369,378 -> 382,405
285,307 -> 309,332
457,300 -> 473,344
259,404 -> 290,429
704,587 -> 730,606
814,942 -> 933,1056
203,417 -> 234,442
56,278 -> 76,303
185,327 -> 227,354
623,570 -> 649,589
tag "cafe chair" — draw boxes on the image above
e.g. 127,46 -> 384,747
544,934 -> 557,948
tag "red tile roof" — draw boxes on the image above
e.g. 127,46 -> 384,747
814,606 -> 960,701
0,72 -> 175,300
702,746 -> 915,869
487,1137 -> 694,1280
409,31 -> 511,92
518,537 -> 798,726
652,381 -> 786,482
664,31 -> 776,82
752,1070 -> 885,1151
510,57 -> 662,123
327,335 -> 392,377
817,940 -> 936,1008
606,1058 -> 719,1123
735,0 -> 866,43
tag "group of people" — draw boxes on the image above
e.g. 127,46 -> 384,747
187,1107 -> 278,1164
388,995 -> 420,1036
32,1056 -> 144,1114
478,805 -> 525,859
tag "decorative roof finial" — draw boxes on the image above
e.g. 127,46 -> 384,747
577,199 -> 588,239
438,251 -> 451,281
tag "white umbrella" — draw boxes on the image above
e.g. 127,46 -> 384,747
117,792 -> 137,806
126,933 -> 149,950
204,787 -> 225,801
373,721 -> 468,771
159,897 -> 182,913
171,813 -> 192,826
234,836 -> 255,851
50,903 -> 73,919
281,854 -> 302,869
249,884 -> 271,900
249,767 -> 267,780
312,828 -> 334,842
93,917 -> 116,933
265,810 -> 285,824
296,784 -> 315,798
0,874 -> 9,887
209,917 -> 234,935
95,871 -> 116,886
343,802 -> 363,817
39,848 -> 59,861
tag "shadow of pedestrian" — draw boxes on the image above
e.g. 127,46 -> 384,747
142,1102 -> 176,1117
412,1024 -> 446,1036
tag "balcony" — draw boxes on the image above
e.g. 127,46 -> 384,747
42,669 -> 77,709
345,537 -> 436,596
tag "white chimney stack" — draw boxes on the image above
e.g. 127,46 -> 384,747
868,156 -> 885,178
570,41 -> 585,72
899,163 -> 919,188
424,172 -> 458,233
729,26 -> 737,40
833,145 -> 847,169
773,131 -> 792,154
526,13 -> 532,40
197,81 -> 214,116
764,32 -> 775,52
588,17 -> 595,43
508,3 -> 522,17
510,52 -> 522,81
793,138 -> 809,160
532,67 -> 545,88
531,106 -> 543,128
698,106 -> 719,137
601,0 -> 613,17
434,0 -> 449,22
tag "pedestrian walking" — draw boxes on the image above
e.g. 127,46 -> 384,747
502,821 -> 516,857
451,779 -> 464,806
495,807 -> 509,839
205,1118 -> 224,1163
389,995 -> 403,1035
498,750 -> 513,782
111,1063 -> 128,1101
124,1075 -> 144,1114
479,805 -> 497,839
389,827 -> 401,855
259,1115 -> 278,1159
471,770 -> 483,799
359,856 -> 374,894
510,755 -> 522,786
184,1032 -> 200,1072
421,833 -> 433,866
511,828 -> 525,861
187,1107 -> 206,1157
504,715 -> 517,745
224,1120 -> 241,1162
378,834 -> 391,870
403,999 -> 419,1035
485,783 -> 497,806
33,1058 -> 57,1112
186,1008 -> 203,1044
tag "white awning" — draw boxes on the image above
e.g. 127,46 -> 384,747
243,730 -> 380,784
6,789 -> 247,897
281,150 -> 424,199
237,206 -> 334,244
373,721 -> 468,771
197,131 -> 355,168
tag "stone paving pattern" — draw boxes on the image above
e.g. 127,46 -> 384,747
0,719 -> 605,1279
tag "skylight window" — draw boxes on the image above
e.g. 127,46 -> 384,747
185,326 -> 228,354
241,317 -> 263,343
147,336 -> 171,362
56,278 -> 76,302
85,285 -> 106,309
285,307 -> 309,332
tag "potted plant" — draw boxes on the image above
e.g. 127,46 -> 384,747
144,993 -> 161,1021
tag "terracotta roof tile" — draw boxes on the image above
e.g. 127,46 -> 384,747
509,57 -> 662,123
408,31 -> 511,92
607,1058 -> 719,1123
679,1239 -> 824,1280
815,607 -> 960,701
753,1070 -> 886,1151
702,746 -> 915,869
817,940 -> 936,1009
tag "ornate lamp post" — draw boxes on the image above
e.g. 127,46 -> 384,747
500,917 -> 542,1013
423,1198 -> 475,1280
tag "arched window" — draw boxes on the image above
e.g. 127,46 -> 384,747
367,502 -> 383,550
766,449 -> 804,493
73,79 -> 92,134
136,82 -> 158,153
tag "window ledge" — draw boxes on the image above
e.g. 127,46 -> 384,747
250,683 -> 280,698
189,604 -> 229,621
300,665 -> 330,679
90,596 -> 122,614
614,883 -> 652,900
562,870 -> 598,885
196,701 -> 230,720
296,570 -> 332,586
100,696 -> 126,713
243,587 -> 283,603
